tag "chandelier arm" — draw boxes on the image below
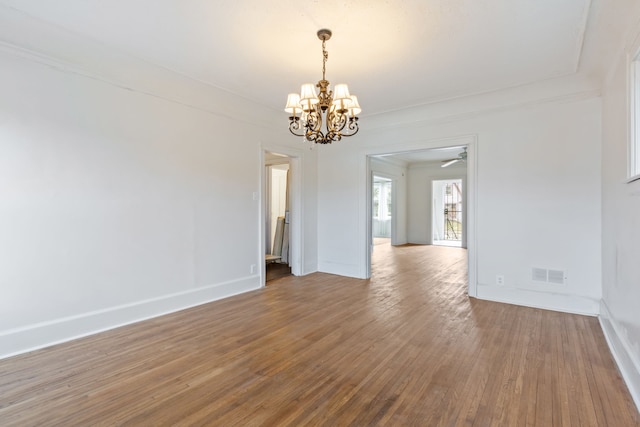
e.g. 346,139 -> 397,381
289,127 -> 306,137
307,130 -> 329,144
327,111 -> 359,139
306,110 -> 322,133
327,131 -> 341,143
317,134 -> 333,144
327,111 -> 347,133
345,117 -> 359,136
288,118 -> 306,137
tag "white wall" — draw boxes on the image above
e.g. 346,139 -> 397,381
318,95 -> 602,315
0,46 -> 318,358
407,162 -> 467,246
599,6 -> 640,408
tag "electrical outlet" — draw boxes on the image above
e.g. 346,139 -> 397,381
496,275 -> 505,286
250,264 -> 257,274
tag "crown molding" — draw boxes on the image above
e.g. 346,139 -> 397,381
573,0 -> 593,73
0,8 -> 282,131
362,76 -> 601,132
0,2 -> 602,135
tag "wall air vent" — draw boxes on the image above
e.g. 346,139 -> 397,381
547,269 -> 566,285
532,267 -> 548,282
532,267 -> 567,285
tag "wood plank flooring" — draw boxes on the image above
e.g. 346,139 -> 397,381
1,244 -> 638,426
265,262 -> 292,283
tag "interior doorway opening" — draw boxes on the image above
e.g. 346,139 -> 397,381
265,152 -> 292,283
432,179 -> 463,248
364,136 -> 477,296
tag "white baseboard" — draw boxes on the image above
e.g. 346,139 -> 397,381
599,300 -> 640,413
476,284 -> 600,316
304,261 -> 318,276
318,260 -> 365,279
0,275 -> 260,360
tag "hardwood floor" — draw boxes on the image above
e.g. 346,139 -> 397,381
265,262 -> 292,283
1,244 -> 638,426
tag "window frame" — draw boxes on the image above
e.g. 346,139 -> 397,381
628,51 -> 640,182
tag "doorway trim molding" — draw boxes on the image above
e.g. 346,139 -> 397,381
259,143 -> 305,286
361,134 -> 478,297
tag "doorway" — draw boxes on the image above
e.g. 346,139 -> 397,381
264,153 -> 292,282
363,136 -> 477,296
432,179 -> 463,247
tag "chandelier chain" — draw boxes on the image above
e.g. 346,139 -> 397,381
322,39 -> 328,81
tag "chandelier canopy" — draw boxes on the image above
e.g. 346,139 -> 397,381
285,29 -> 361,144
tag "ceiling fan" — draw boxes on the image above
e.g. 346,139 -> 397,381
441,147 -> 467,168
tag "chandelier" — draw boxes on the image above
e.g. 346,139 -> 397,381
285,29 -> 361,144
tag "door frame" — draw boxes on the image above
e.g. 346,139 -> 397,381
259,144 -> 304,286
362,135 -> 478,297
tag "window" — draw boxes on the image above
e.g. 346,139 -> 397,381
629,52 -> 640,181
372,177 -> 392,239
385,183 -> 392,218
372,180 -> 392,220
372,186 -> 380,219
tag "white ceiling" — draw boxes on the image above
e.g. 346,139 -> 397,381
0,0 -> 600,117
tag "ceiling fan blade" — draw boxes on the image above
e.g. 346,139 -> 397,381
441,159 -> 459,168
